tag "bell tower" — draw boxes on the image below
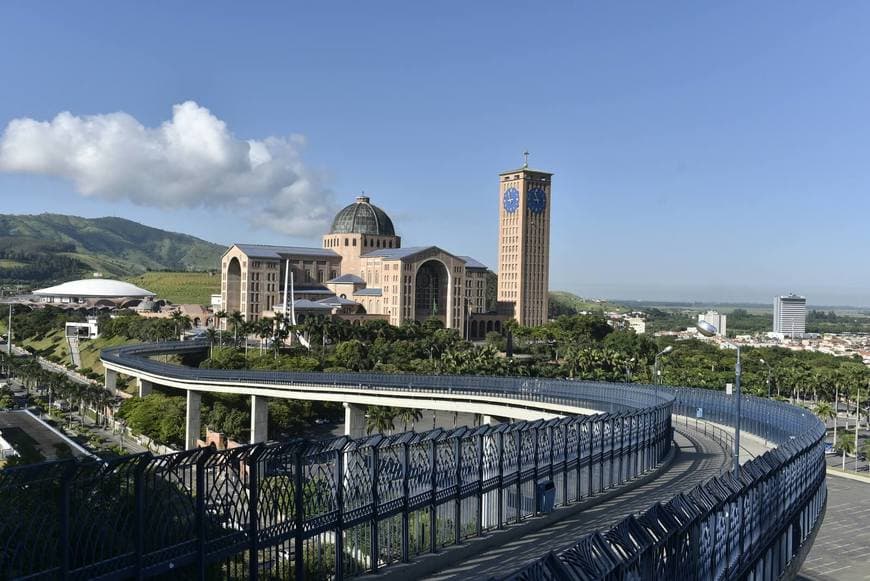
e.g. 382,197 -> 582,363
496,153 -> 552,327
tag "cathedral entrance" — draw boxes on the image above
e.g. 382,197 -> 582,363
414,260 -> 449,326
226,257 -> 241,316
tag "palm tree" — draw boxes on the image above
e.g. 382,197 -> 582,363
837,437 -> 856,470
815,401 -> 836,447
365,406 -> 396,435
228,311 -> 244,346
395,408 -> 422,432
206,328 -> 218,357
215,310 -> 227,346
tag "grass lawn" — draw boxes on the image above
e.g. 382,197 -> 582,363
22,330 -> 137,375
124,271 -> 219,305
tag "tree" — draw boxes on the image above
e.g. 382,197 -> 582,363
814,401 -> 836,448
365,406 -> 396,435
228,311 -> 244,345
335,340 -> 369,371
395,408 -> 422,432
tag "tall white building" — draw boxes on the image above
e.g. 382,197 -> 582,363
697,311 -> 727,337
773,294 -> 806,337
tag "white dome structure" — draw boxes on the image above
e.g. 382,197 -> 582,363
34,279 -> 155,302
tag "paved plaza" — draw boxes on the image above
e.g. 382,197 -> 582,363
799,476 -> 870,581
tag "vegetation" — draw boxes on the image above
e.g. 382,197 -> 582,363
123,271 -> 219,305
0,213 -> 223,284
548,291 -> 625,317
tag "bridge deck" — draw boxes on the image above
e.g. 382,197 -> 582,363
361,424 -> 729,581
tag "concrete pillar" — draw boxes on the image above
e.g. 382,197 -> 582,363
186,391 -> 202,450
481,415 -> 507,426
250,395 -> 269,444
137,378 -> 152,398
105,369 -> 118,395
344,402 -> 367,440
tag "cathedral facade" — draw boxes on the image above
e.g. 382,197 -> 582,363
220,162 -> 551,336
221,195 -> 488,336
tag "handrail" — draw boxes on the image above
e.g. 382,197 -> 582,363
0,341 -> 825,580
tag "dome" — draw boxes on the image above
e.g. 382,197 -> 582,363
330,195 -> 396,236
34,279 -> 155,298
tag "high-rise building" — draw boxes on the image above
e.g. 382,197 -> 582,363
773,294 -> 806,337
497,158 -> 552,327
697,311 -> 727,337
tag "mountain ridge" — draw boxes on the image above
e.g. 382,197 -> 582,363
0,213 -> 224,286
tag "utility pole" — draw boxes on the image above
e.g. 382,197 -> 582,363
6,303 -> 11,356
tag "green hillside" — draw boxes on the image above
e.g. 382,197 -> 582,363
0,213 -> 224,286
124,271 -> 220,305
549,291 -> 627,317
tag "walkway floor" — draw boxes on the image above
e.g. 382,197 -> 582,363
422,425 -> 730,580
798,475 -> 870,581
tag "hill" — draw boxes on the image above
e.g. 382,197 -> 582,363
0,214 -> 224,286
548,291 -> 627,317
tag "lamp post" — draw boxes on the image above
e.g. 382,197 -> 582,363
697,320 -> 741,474
653,346 -> 673,387
760,358 -> 772,398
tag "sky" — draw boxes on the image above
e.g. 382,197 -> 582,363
0,2 -> 869,306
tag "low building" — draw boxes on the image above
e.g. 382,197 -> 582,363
33,278 -> 155,309
64,318 -> 99,340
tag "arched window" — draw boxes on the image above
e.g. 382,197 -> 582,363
494,320 -> 502,333
344,238 -> 349,247
352,239 -> 357,247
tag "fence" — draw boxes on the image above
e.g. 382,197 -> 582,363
504,386 -> 827,580
0,406 -> 671,579
0,341 -> 826,580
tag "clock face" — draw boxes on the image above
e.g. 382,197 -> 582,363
527,187 -> 547,214
503,187 -> 519,213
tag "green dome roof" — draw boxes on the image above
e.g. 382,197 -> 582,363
330,196 -> 396,236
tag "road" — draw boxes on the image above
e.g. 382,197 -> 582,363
417,424 -> 731,580
799,476 -> 870,581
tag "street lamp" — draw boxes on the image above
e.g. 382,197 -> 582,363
759,358 -> 772,398
697,320 -> 742,474
654,346 -> 673,386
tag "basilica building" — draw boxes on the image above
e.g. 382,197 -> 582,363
221,195 -> 489,336
221,161 -> 552,337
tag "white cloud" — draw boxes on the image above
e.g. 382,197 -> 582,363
0,101 -> 335,237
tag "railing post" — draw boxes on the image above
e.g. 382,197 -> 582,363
59,463 -> 72,581
371,445 -> 380,572
401,442 -> 410,563
334,444 -> 345,579
134,458 -> 145,580
560,424 -> 567,505
429,440 -> 437,553
599,418 -> 605,493
588,421 -> 594,496
609,417 -> 616,488
248,447 -> 260,581
575,423 -> 583,501
476,433 -> 484,536
195,449 -> 209,581
515,430 -> 522,523
532,426 -> 540,516
496,430 -> 504,529
454,437 -> 462,545
294,448 -> 305,581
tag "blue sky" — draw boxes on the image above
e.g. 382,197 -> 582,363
1,2 -> 868,305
